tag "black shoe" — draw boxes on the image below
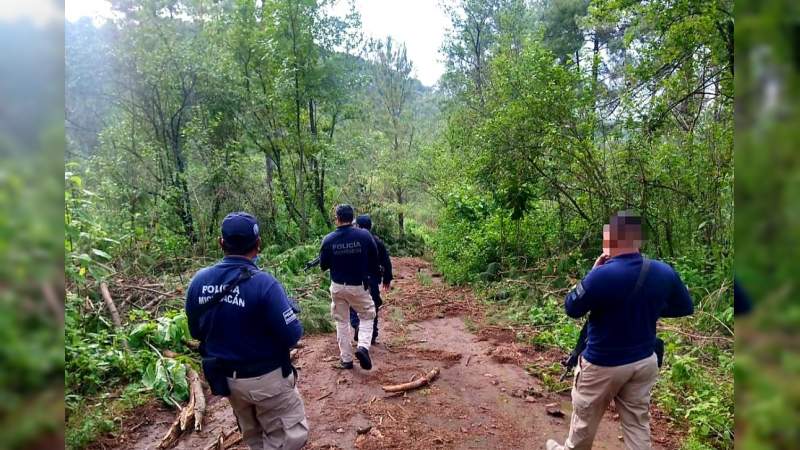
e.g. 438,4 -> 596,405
334,360 -> 353,370
355,346 -> 372,370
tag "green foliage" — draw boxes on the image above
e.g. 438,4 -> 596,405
657,350 -> 734,448
66,384 -> 149,450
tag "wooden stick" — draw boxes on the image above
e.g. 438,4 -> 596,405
382,368 -> 440,393
158,414 -> 183,449
204,428 -> 241,450
189,368 -> 206,432
100,282 -> 123,329
120,284 -> 172,297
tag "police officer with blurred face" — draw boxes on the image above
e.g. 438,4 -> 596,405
185,212 -> 308,450
350,214 -> 392,344
319,204 -> 380,370
546,211 -> 694,450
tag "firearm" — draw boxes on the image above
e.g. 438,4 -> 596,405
303,256 -> 320,272
560,322 -> 665,381
560,322 -> 589,381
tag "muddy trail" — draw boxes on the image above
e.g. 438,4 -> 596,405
109,257 -> 679,450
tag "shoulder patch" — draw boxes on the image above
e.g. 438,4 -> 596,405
283,308 -> 298,325
575,281 -> 586,298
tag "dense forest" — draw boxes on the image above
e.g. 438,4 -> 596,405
65,0 -> 734,448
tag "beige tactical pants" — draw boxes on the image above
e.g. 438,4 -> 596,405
227,368 -> 308,450
330,282 -> 375,363
552,353 -> 659,450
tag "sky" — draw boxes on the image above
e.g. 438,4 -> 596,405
0,0 -> 62,27
64,0 -> 450,86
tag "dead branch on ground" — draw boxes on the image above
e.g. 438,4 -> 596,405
158,366 -> 208,448
100,282 -> 123,329
382,368 -> 440,393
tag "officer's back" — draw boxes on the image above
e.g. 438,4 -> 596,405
185,212 -> 308,450
319,204 -> 379,371
186,258 -> 302,362
548,211 -> 693,450
319,221 -> 378,284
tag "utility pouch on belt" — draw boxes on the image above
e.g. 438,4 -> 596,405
202,357 -> 231,396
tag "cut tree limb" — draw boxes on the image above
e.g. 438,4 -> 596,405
189,368 -> 206,431
158,415 -> 183,449
100,282 -> 123,329
382,368 -> 440,393
158,366 -> 207,448
204,427 -> 241,450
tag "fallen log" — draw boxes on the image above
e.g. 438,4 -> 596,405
158,366 -> 207,448
100,282 -> 123,329
158,414 -> 183,449
189,368 -> 206,431
382,368 -> 440,393
204,427 -> 241,450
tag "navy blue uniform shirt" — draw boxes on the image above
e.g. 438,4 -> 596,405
565,253 -> 693,366
319,225 -> 379,285
185,256 -> 303,365
373,234 -> 393,285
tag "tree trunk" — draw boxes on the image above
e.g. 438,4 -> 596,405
397,188 -> 405,241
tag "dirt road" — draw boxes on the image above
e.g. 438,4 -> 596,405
112,257 -> 678,449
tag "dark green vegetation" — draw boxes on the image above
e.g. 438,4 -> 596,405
65,0 -> 733,449
430,1 -> 733,446
735,1 -> 800,448
0,19 -> 65,450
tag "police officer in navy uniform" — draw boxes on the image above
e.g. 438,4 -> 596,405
319,204 -> 380,370
350,214 -> 393,344
185,212 -> 308,450
547,211 -> 694,450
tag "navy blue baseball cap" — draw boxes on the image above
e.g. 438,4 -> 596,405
335,204 -> 355,222
221,212 -> 260,254
356,214 -> 372,230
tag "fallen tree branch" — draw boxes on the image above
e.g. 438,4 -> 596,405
158,366 -> 207,448
100,282 -> 123,329
120,284 -> 173,297
158,414 -> 184,449
382,368 -> 440,393
204,427 -> 241,450
189,368 -> 206,432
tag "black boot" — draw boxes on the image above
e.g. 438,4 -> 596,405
355,346 -> 372,370
334,360 -> 354,370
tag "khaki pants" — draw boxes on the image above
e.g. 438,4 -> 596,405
554,353 -> 659,450
227,368 -> 308,450
330,282 -> 375,362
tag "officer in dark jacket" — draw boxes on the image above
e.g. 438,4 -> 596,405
547,211 -> 693,450
350,214 -> 392,344
319,204 -> 380,370
186,212 -> 308,450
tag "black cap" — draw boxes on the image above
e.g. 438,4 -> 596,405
221,212 -> 260,254
335,204 -> 354,223
356,214 -> 372,230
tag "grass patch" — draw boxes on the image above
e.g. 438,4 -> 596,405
525,362 -> 571,393
463,317 -> 479,333
66,383 -> 150,449
417,271 -> 433,286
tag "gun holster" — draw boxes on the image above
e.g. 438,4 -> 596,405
655,337 -> 665,368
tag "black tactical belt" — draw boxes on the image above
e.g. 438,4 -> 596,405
224,359 -> 294,379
